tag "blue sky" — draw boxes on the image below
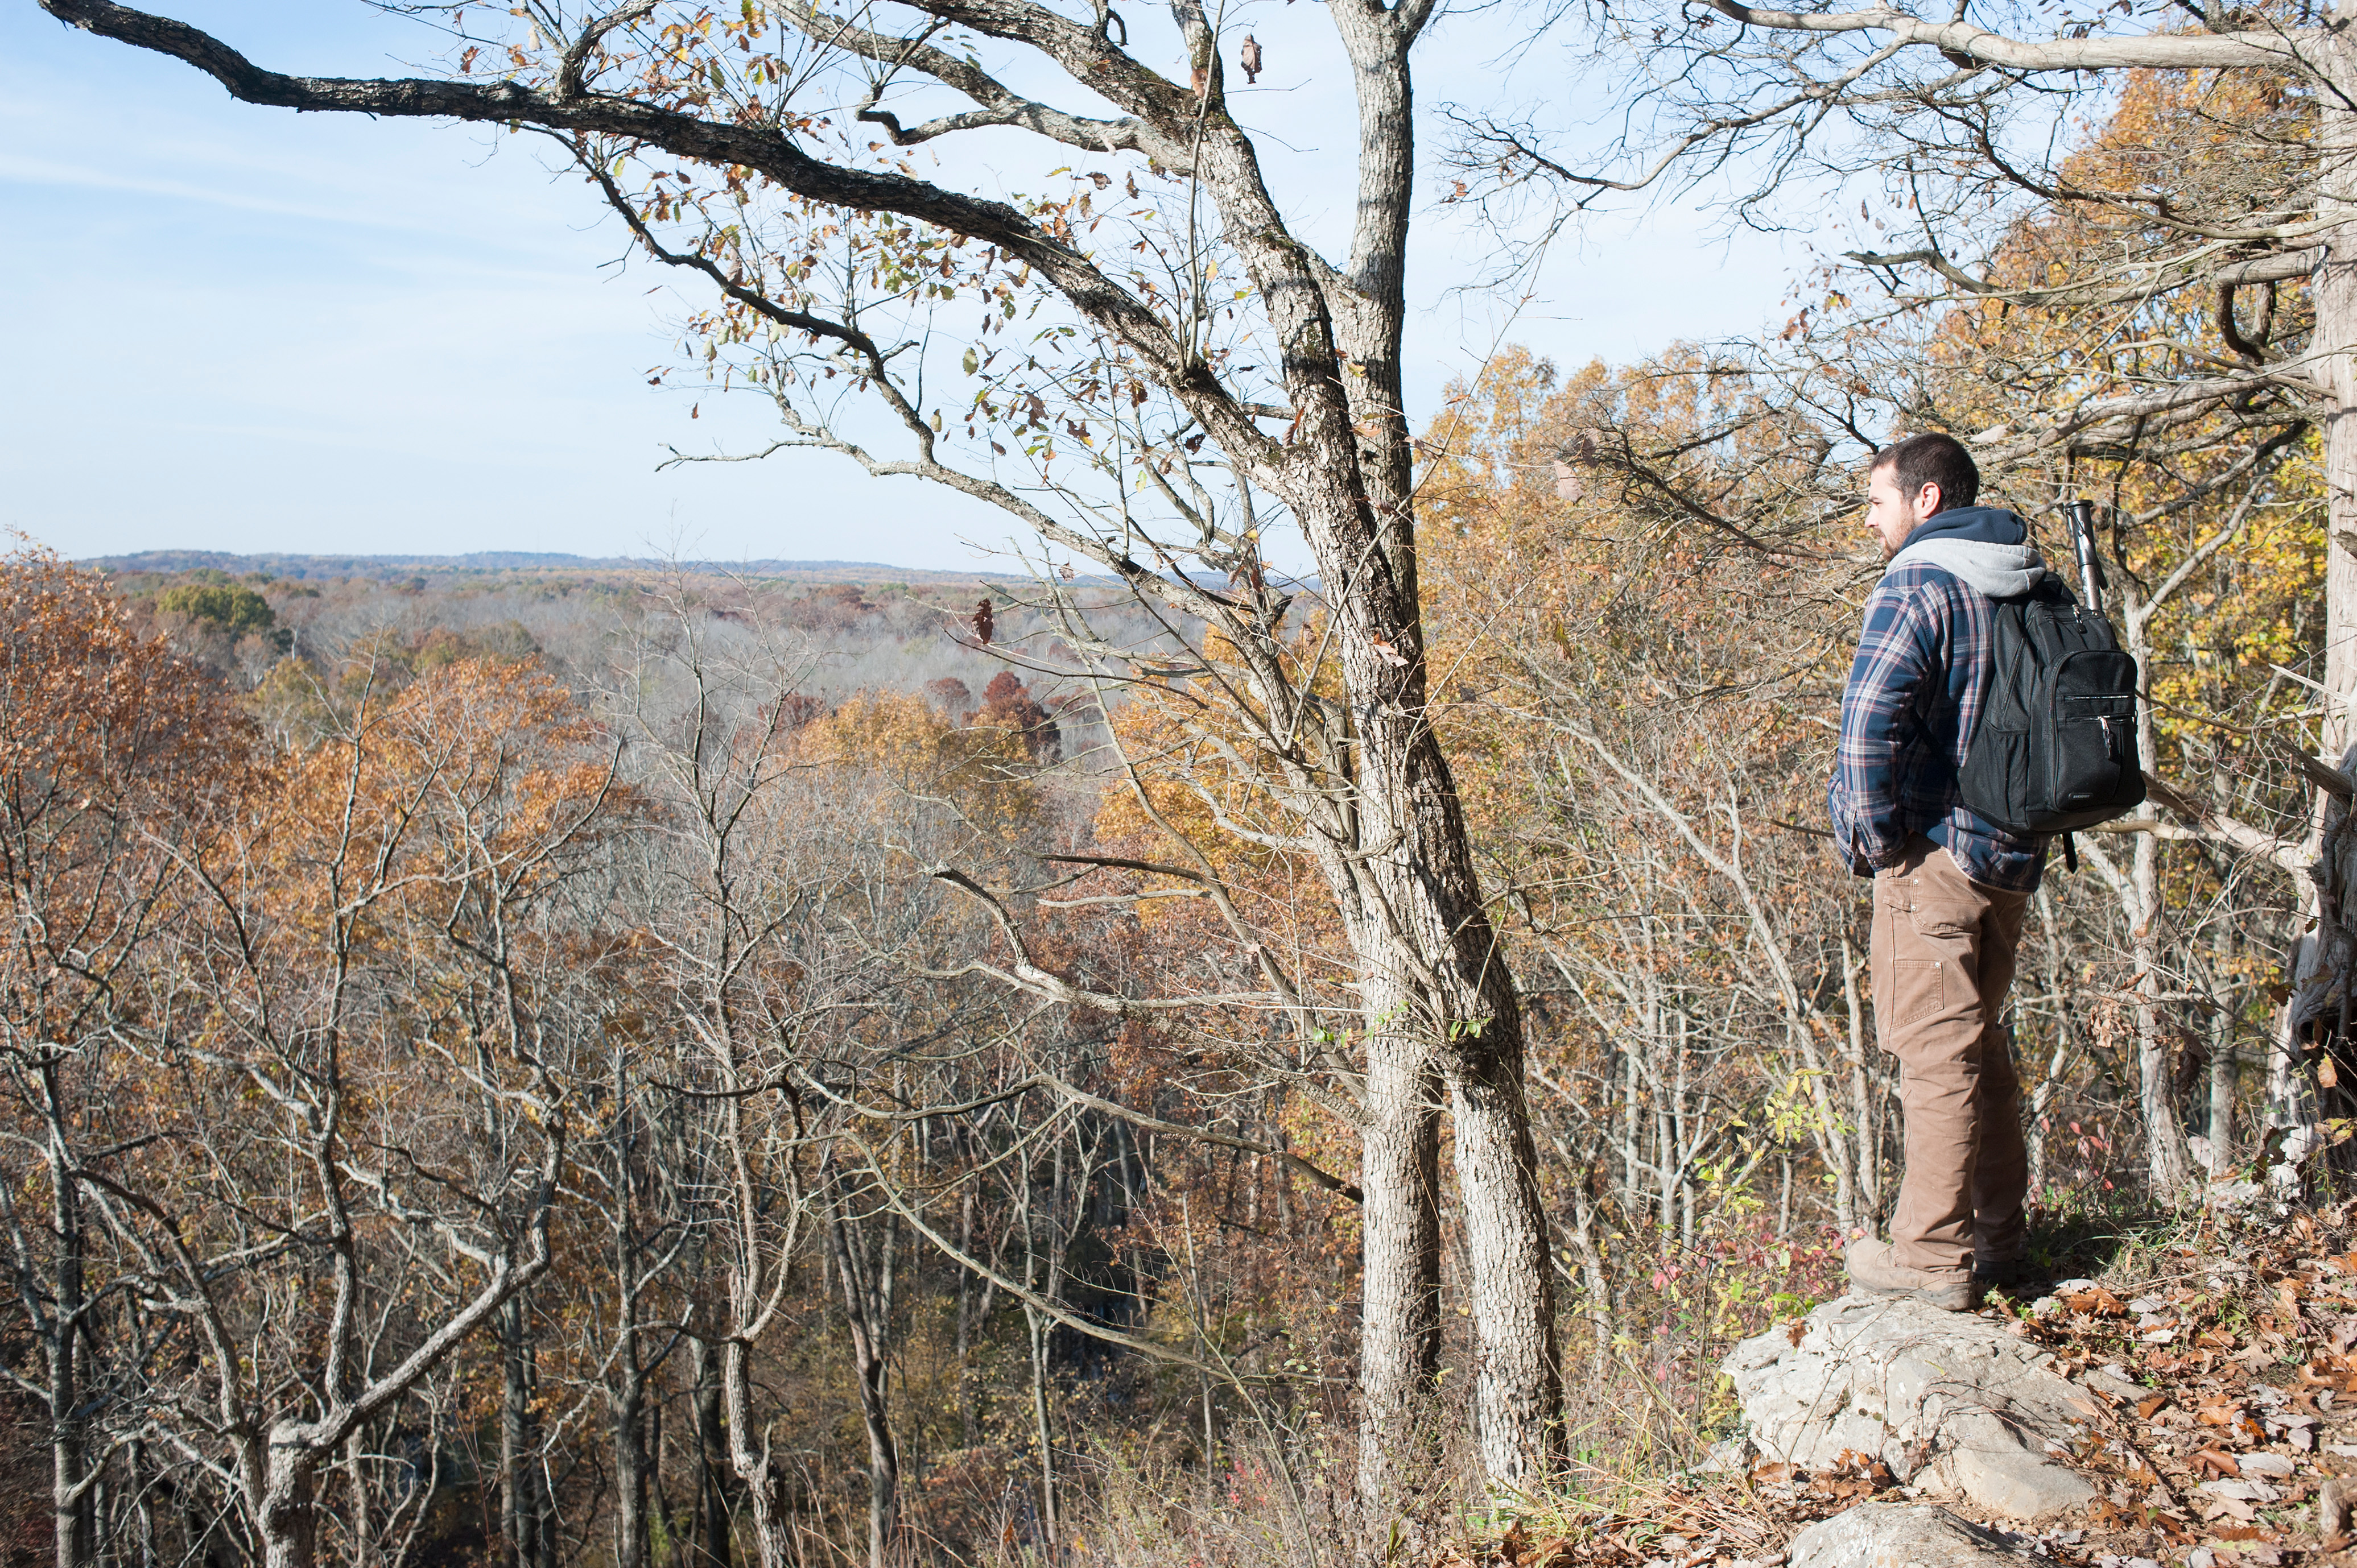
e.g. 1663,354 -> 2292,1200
3,3 -> 1801,572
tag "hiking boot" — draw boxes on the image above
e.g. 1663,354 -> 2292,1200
1846,1238 -> 1981,1312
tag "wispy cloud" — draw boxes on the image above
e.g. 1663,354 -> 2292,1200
0,150 -> 505,234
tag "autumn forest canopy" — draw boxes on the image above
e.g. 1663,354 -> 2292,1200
14,0 -> 2357,1563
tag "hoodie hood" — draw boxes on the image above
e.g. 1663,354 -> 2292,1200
1887,506 -> 2048,598
1898,504 -> 2030,551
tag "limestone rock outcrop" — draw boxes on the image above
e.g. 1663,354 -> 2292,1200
1785,1501 -> 2047,1567
1722,1293 -> 2100,1522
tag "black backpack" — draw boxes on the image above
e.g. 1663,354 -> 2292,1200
1956,581 -> 2145,839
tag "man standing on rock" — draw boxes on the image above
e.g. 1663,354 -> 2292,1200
1828,432 -> 2050,1311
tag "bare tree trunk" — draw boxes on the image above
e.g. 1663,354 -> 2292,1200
649,1399 -> 678,1563
127,1437 -> 156,1568
2205,921 -> 2238,1177
2130,828 -> 2194,1196
2028,888 -> 2075,1202
344,1430 -> 373,1568
2267,760 -> 2357,1170
255,1446 -> 317,1568
46,1105 -> 93,1568
824,1178 -> 900,1568
720,1341 -> 799,1568
719,1143 -> 803,1568
1413,870 -> 1560,1489
2207,1013 -> 2238,1177
498,1298 -> 551,1568
613,1351 -> 652,1568
1842,939 -> 1881,1224
954,1188 -> 980,1451
1656,1017 -> 1678,1240
1623,1013 -> 1644,1216
1355,1049 -> 1440,1508
1024,1306 -> 1056,1550
2322,37 -> 2357,760
689,1327 -> 732,1568
2107,588 -> 2196,1197
2267,34 -> 2357,1173
1313,0 -> 1559,1491
716,1115 -> 804,1568
606,1065 -> 670,1568
1566,1176 -> 1613,1381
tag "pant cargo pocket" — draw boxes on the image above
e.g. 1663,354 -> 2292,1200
1892,957 -> 1945,1025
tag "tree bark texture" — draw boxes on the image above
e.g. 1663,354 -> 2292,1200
1448,1055 -> 1559,1482
256,1447 -> 316,1568
612,1363 -> 652,1568
2320,29 -> 2357,766
1354,1049 -> 1441,1505
689,1327 -> 733,1568
721,1339 -> 800,1568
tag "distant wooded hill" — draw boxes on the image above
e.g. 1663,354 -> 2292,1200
86,551 -> 1189,745
85,549 -> 1060,586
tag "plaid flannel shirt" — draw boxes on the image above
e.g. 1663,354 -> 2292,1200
1826,561 -> 2047,893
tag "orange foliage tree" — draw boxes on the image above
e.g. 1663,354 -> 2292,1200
0,544 -> 259,1568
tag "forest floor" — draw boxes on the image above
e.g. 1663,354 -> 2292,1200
1444,1197 -> 2357,1568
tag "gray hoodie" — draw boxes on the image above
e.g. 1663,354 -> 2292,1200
1885,537 -> 2048,599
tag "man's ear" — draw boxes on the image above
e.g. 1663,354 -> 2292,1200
1916,482 -> 1944,519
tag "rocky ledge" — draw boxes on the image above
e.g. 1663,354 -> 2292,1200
1721,1292 -> 2104,1526
1783,1500 -> 2051,1566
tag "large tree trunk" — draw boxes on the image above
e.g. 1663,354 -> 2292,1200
2268,51 -> 2357,1170
255,1442 -> 317,1568
1354,1046 -> 1440,1508
1310,0 -> 1561,1496
2322,36 -> 2357,757
1316,623 -> 1559,1495
1448,1049 -> 1559,1483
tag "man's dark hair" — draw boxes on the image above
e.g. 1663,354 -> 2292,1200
1870,432 -> 1980,512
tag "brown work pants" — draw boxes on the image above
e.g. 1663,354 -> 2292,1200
1871,835 -> 2032,1278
